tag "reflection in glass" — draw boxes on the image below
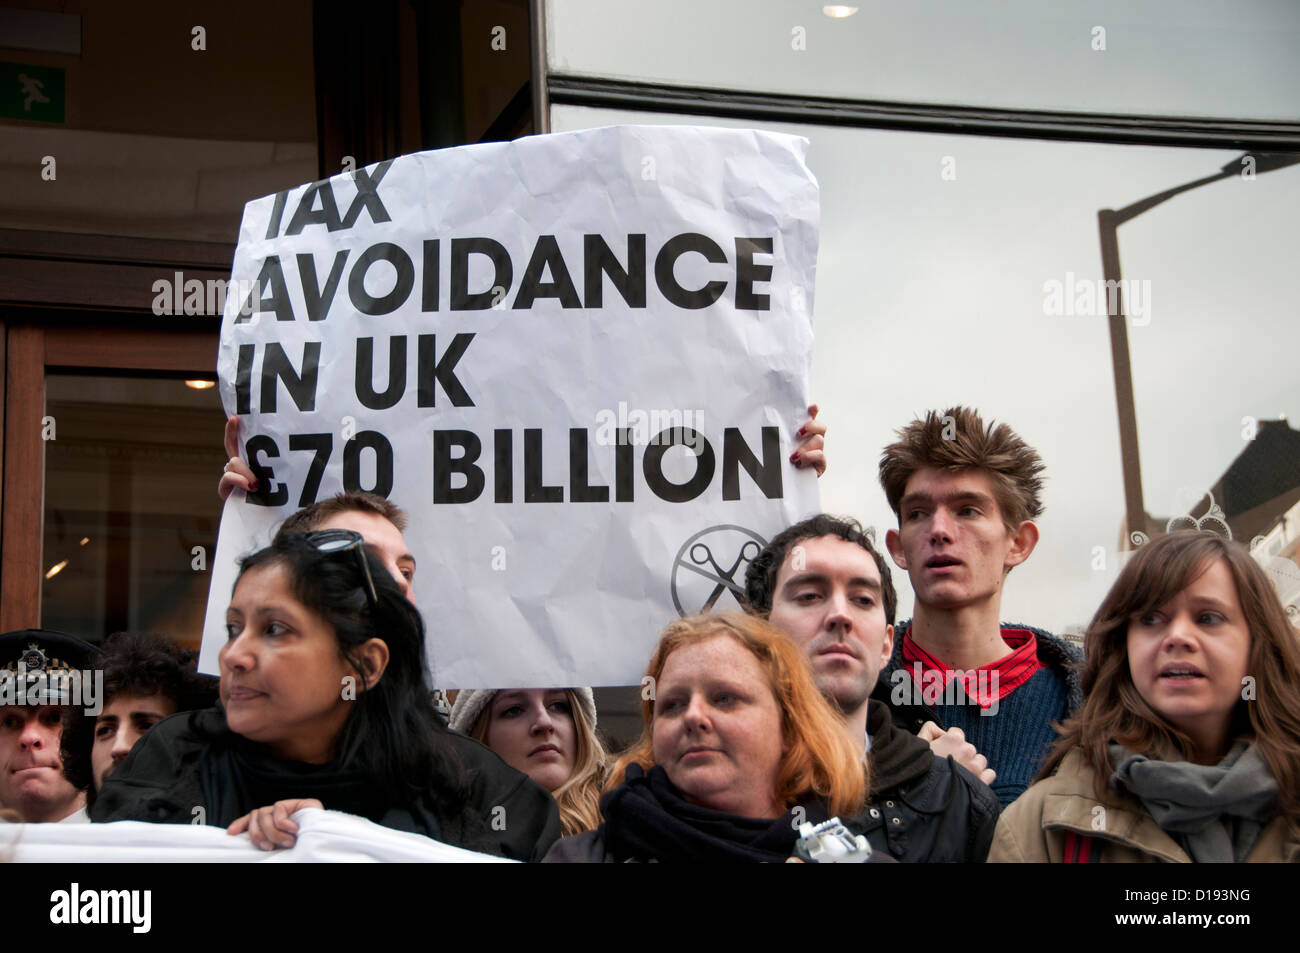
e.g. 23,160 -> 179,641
553,104 -> 1300,636
42,375 -> 225,650
548,0 -> 1300,121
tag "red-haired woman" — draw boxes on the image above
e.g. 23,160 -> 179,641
545,612 -> 888,862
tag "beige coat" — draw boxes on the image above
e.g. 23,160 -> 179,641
988,747 -> 1300,863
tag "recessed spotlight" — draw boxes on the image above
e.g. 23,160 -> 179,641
45,559 -> 69,579
823,5 -> 859,17
185,380 -> 216,390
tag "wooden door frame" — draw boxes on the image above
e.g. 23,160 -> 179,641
0,319 -> 218,631
0,226 -> 228,631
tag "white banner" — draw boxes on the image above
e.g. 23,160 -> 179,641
3,810 -> 509,863
200,124 -> 820,687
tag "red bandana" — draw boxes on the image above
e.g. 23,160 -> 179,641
901,627 -> 1043,708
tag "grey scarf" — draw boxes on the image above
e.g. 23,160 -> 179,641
1108,741 -> 1277,863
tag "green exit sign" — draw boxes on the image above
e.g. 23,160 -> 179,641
0,62 -> 65,123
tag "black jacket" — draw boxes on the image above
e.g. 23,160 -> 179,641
544,824 -> 897,863
91,707 -> 561,862
543,764 -> 895,863
852,700 -> 1001,862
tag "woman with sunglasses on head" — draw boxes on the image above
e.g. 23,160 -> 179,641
450,687 -> 606,836
92,530 -> 562,861
544,612 -> 891,862
989,531 -> 1300,863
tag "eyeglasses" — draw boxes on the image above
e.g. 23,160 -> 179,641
305,529 -> 378,610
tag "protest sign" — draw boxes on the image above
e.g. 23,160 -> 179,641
199,124 -> 820,687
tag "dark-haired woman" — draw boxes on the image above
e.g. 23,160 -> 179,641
989,531 -> 1300,862
92,531 -> 561,861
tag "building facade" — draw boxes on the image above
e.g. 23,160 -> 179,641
2,3 -> 1296,739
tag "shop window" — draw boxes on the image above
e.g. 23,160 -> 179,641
548,0 -> 1300,121
41,373 -> 224,649
553,103 -> 1300,635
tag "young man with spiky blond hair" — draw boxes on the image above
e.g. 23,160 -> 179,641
874,407 -> 1081,806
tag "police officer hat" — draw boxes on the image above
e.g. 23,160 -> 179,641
0,628 -> 93,679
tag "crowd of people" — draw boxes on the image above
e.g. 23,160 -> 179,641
2,404 -> 1297,863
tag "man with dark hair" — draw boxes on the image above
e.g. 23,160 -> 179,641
746,515 -> 1000,862
276,491 -> 417,605
61,631 -> 217,808
875,406 -> 1081,806
0,630 -> 95,823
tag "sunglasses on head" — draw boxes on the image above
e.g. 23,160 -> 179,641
304,529 -> 379,609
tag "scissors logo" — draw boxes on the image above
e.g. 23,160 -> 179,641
670,525 -> 767,616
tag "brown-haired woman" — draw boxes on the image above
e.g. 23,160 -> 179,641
545,612 -> 888,862
990,531 -> 1300,862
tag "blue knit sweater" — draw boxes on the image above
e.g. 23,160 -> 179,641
871,622 -> 1083,808
933,667 -> 1070,806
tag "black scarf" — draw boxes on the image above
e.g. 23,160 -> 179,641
197,711 -> 446,841
599,764 -> 829,862
866,700 -> 933,796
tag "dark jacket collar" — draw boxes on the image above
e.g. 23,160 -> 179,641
866,699 -> 933,796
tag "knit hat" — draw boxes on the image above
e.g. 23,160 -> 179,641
449,687 -> 597,735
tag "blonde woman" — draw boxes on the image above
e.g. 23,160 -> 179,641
451,687 -> 606,836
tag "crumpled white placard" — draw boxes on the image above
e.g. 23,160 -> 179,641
2,808 -> 511,862
200,124 -> 820,687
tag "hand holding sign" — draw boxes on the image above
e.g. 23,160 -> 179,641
792,404 -> 826,476
219,415 -> 258,499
